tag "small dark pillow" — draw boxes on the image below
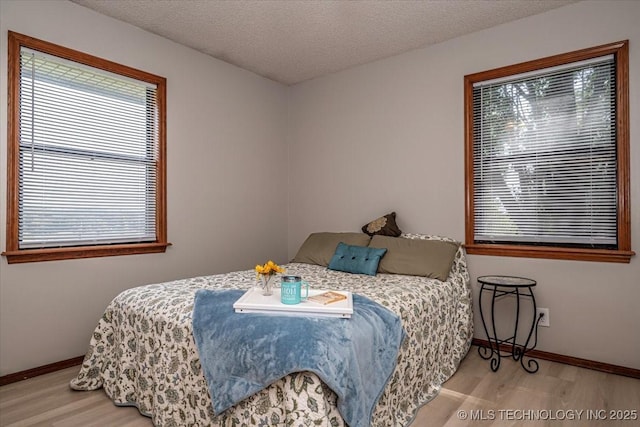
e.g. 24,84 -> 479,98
328,243 -> 387,276
361,212 -> 402,237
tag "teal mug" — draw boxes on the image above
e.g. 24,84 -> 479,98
280,275 -> 309,304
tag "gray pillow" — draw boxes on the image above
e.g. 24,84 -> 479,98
292,232 -> 372,266
368,235 -> 459,280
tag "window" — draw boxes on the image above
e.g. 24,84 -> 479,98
3,32 -> 168,263
464,41 -> 633,263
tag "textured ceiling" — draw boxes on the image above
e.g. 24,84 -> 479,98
71,0 -> 577,85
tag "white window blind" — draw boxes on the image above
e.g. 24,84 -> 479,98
18,47 -> 159,249
472,55 -> 617,248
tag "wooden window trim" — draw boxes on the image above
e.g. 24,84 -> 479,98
3,31 -> 169,264
464,41 -> 633,263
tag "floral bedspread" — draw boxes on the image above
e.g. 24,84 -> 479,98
71,236 -> 473,427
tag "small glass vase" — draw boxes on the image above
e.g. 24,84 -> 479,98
259,274 -> 275,296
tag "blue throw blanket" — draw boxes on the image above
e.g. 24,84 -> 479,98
192,289 -> 405,427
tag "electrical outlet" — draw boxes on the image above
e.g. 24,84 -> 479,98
537,308 -> 550,327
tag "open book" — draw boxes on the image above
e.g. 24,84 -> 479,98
308,291 -> 347,305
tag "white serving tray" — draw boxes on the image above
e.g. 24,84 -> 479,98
233,288 -> 353,318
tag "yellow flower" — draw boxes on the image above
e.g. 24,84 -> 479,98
255,260 -> 285,276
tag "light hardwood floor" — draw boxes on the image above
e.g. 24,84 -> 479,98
1,347 -> 638,426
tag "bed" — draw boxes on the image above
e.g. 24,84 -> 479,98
70,233 -> 473,426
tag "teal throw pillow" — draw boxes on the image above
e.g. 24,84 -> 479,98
328,243 -> 387,276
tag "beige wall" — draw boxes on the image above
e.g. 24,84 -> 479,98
1,0 -> 638,376
288,0 -> 640,369
0,0 -> 289,375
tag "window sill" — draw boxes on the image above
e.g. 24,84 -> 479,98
2,242 -> 171,264
465,243 -> 635,263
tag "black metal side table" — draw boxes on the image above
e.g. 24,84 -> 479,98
477,275 -> 542,374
